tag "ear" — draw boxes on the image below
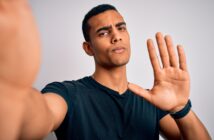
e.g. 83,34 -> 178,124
83,41 -> 94,56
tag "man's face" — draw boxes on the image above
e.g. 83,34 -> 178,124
87,10 -> 131,68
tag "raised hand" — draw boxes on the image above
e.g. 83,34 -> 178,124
128,32 -> 190,112
0,0 -> 40,89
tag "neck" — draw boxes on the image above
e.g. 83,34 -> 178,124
92,64 -> 128,94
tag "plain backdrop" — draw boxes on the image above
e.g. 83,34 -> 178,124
29,0 -> 214,139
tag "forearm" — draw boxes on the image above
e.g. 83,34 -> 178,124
175,110 -> 211,140
21,88 -> 55,139
0,83 -> 26,140
0,82 -> 54,140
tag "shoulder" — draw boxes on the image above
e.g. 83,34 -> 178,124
41,76 -> 92,93
63,76 -> 95,92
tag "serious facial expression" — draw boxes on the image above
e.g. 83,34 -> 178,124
87,10 -> 131,68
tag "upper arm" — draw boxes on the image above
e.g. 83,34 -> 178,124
20,90 -> 68,139
159,114 -> 181,140
41,81 -> 70,131
43,92 -> 68,131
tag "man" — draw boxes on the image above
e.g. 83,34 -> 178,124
0,1 -> 211,140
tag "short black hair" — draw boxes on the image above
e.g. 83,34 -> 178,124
82,4 -> 118,42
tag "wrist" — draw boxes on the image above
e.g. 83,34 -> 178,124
170,99 -> 192,119
170,105 -> 185,113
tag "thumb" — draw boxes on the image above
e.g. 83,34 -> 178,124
128,83 -> 152,102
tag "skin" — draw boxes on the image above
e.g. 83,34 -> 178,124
0,1 -> 67,139
0,0 -> 40,88
0,1 -> 211,139
0,0 -> 40,139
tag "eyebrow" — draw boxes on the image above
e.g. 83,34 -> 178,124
115,22 -> 126,28
96,25 -> 112,33
96,22 -> 126,33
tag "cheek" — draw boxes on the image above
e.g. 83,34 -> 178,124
125,33 -> 130,44
91,39 -> 110,55
93,47 -> 109,58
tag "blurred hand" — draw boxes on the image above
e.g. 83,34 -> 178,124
128,32 -> 190,112
0,0 -> 40,89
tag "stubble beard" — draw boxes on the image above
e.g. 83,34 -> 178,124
95,55 -> 130,70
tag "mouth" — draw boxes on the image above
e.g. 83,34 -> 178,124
112,47 -> 125,54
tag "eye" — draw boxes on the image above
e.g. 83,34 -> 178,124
98,31 -> 109,37
118,25 -> 127,31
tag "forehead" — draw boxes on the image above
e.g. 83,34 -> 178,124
88,10 -> 125,31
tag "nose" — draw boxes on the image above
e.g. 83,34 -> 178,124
111,30 -> 122,44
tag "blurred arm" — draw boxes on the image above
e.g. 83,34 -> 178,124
0,1 -> 67,139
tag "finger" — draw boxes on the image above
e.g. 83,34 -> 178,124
177,45 -> 188,71
128,83 -> 152,102
165,35 -> 178,68
147,39 -> 161,73
156,32 -> 170,68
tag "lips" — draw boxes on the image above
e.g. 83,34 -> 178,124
112,47 -> 125,54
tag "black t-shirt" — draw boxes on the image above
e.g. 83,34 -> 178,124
41,76 -> 168,140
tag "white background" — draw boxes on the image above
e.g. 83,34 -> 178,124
29,0 -> 214,139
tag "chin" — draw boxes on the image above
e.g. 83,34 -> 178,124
96,55 -> 130,68
112,58 -> 130,67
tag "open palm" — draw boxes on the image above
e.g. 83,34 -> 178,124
128,32 -> 190,112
